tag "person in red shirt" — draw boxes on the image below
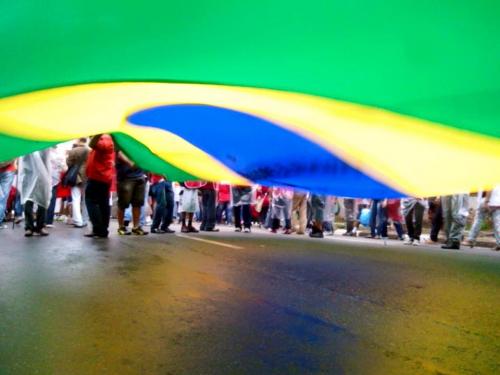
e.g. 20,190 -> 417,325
84,134 -> 115,238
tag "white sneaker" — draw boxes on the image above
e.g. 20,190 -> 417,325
403,238 -> 413,245
244,228 -> 251,233
412,239 -> 420,246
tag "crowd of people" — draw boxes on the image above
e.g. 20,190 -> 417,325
0,135 -> 499,251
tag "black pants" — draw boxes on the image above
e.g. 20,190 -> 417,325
200,189 -> 217,230
85,180 -> 111,237
46,185 -> 58,225
25,200 -> 46,232
233,204 -> 251,229
405,203 -> 425,241
430,203 -> 443,242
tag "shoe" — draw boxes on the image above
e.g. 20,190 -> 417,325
205,228 -> 220,232
403,238 -> 413,245
296,231 -> 305,235
117,226 -> 131,235
181,225 -> 189,233
342,231 -> 353,237
326,231 -> 334,236
244,227 -> 251,233
441,241 -> 460,250
73,224 -> 86,228
309,231 -> 324,238
84,233 -> 99,238
161,228 -> 175,233
151,228 -> 165,234
14,217 -> 23,224
412,239 -> 420,246
0,224 -> 8,229
45,224 -> 54,228
38,228 -> 50,236
284,229 -> 292,235
493,245 -> 500,251
270,229 -> 278,234
187,226 -> 199,233
132,227 -> 149,235
234,227 -> 242,232
24,229 -> 33,237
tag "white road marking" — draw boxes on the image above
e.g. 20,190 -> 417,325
175,234 -> 244,249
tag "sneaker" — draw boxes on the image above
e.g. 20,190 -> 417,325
441,241 -> 460,250
24,229 -> 34,237
234,227 -> 242,232
205,228 -> 220,232
283,229 -> 292,235
45,224 -> 54,228
412,239 -> 420,246
403,238 -> 413,245
309,231 -> 324,238
132,227 -> 149,235
270,229 -> 278,234
151,228 -> 165,234
117,226 -> 131,235
38,228 -> 50,237
244,227 -> 251,233
162,228 -> 175,233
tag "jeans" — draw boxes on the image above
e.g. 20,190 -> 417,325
216,201 -> 232,224
0,171 -> 15,223
46,185 -> 58,225
25,200 -> 46,232
200,189 -> 217,230
151,181 -> 174,231
85,180 -> 111,237
442,194 -> 468,242
233,204 -> 251,229
376,205 -> 388,238
404,201 -> 425,241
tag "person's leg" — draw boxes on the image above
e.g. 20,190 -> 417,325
187,212 -> 198,232
376,206 -> 387,238
298,197 -> 307,234
448,195 -> 467,248
151,182 -> 166,231
0,171 -> 15,224
216,203 -> 223,224
344,199 -> 355,234
441,196 -> 452,242
71,185 -> 83,226
131,179 -> 146,230
405,206 -> 415,241
414,202 -> 425,241
24,200 -> 34,232
200,190 -> 209,230
161,190 -> 175,231
117,180 -> 134,233
242,204 -> 251,229
369,200 -> 379,237
492,208 -> 500,249
36,205 -> 47,234
99,182 -> 111,237
271,204 -> 281,231
85,180 -> 101,235
393,221 -> 404,239
80,185 -> 89,226
430,203 -> 443,242
206,189 -> 217,230
46,185 -> 58,225
468,205 -> 487,242
233,205 -> 242,229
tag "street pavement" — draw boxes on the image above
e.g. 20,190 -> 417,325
0,222 -> 499,375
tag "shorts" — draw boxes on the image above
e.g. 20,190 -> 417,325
117,178 -> 145,209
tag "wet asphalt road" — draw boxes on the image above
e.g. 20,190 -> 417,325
0,224 -> 499,375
